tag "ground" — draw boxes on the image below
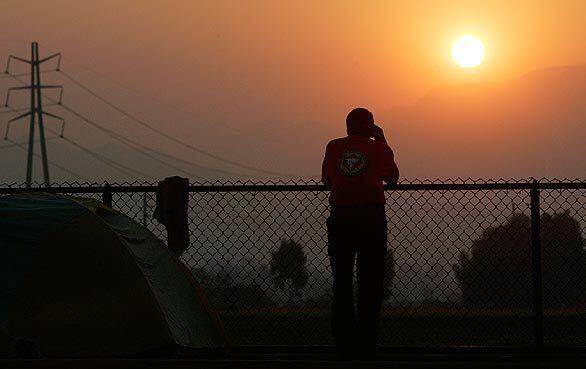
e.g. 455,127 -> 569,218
2,349 -> 586,369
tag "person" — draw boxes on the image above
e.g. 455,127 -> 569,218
321,107 -> 399,359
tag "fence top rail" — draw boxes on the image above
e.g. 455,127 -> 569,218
0,185 -> 157,195
187,182 -> 586,192
0,181 -> 584,195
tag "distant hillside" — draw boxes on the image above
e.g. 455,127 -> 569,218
381,65 -> 586,178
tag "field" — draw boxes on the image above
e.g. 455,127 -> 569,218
217,308 -> 586,347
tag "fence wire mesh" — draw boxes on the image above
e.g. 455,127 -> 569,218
1,179 -> 584,348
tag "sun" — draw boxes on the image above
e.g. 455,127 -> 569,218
451,35 -> 485,69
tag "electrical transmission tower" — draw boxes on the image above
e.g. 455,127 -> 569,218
4,42 -> 64,188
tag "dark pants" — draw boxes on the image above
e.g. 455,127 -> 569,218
327,204 -> 387,357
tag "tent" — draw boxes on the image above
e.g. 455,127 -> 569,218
0,193 -> 225,357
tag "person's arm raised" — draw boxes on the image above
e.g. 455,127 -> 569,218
372,125 -> 387,144
375,126 -> 399,184
321,143 -> 331,187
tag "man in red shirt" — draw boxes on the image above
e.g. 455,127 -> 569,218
322,107 -> 399,359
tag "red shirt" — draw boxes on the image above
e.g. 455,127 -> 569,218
322,135 -> 399,206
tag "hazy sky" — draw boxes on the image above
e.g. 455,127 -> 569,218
1,1 -> 586,181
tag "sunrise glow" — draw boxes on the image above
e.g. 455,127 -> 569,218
451,35 -> 485,69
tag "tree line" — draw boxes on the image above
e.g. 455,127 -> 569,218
191,211 -> 585,309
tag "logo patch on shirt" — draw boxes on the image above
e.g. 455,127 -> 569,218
338,150 -> 368,176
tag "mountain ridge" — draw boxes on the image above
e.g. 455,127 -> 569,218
380,64 -> 586,178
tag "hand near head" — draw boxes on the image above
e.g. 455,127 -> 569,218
372,124 -> 387,144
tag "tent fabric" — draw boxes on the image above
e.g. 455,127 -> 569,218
0,193 -> 224,357
0,194 -> 88,322
99,208 -> 222,348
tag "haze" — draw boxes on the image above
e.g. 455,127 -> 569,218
1,0 -> 586,182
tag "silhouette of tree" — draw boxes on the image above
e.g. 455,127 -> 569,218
270,239 -> 309,301
383,248 -> 396,301
454,211 -> 586,308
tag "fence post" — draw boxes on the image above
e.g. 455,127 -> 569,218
154,176 -> 189,256
142,192 -> 148,226
530,181 -> 544,348
102,183 -> 112,208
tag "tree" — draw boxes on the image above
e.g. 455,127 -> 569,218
270,239 -> 309,301
454,211 -> 586,308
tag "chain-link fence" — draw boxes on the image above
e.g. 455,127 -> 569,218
1,179 -> 585,348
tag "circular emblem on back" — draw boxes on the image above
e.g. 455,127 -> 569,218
338,150 -> 368,176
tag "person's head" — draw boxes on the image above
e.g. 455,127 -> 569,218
346,107 -> 374,136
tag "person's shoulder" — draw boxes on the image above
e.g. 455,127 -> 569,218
329,136 -> 348,144
326,137 -> 347,148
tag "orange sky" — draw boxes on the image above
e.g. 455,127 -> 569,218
1,1 -> 586,180
4,1 -> 586,110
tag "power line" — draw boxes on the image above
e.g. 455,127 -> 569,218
9,72 -> 204,179
0,71 -> 33,79
58,58 -> 304,149
6,138 -> 87,181
58,136 -> 151,180
4,128 -> 146,181
143,146 -> 266,179
58,102 -> 261,179
45,127 -> 154,180
1,111 -> 139,181
9,70 -> 320,180
0,70 -> 57,79
11,73 -> 253,179
57,102 -> 258,179
1,136 -> 59,150
54,103 -> 205,180
0,140 -> 19,150
55,104 -> 265,178
0,103 -> 58,115
1,109 -> 25,115
58,59 -> 249,135
6,43 -> 302,179
59,70 -> 298,177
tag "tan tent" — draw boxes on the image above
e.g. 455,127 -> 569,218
0,193 -> 225,357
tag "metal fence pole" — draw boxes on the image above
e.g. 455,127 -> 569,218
142,192 -> 148,226
530,184 -> 544,348
102,183 -> 112,207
